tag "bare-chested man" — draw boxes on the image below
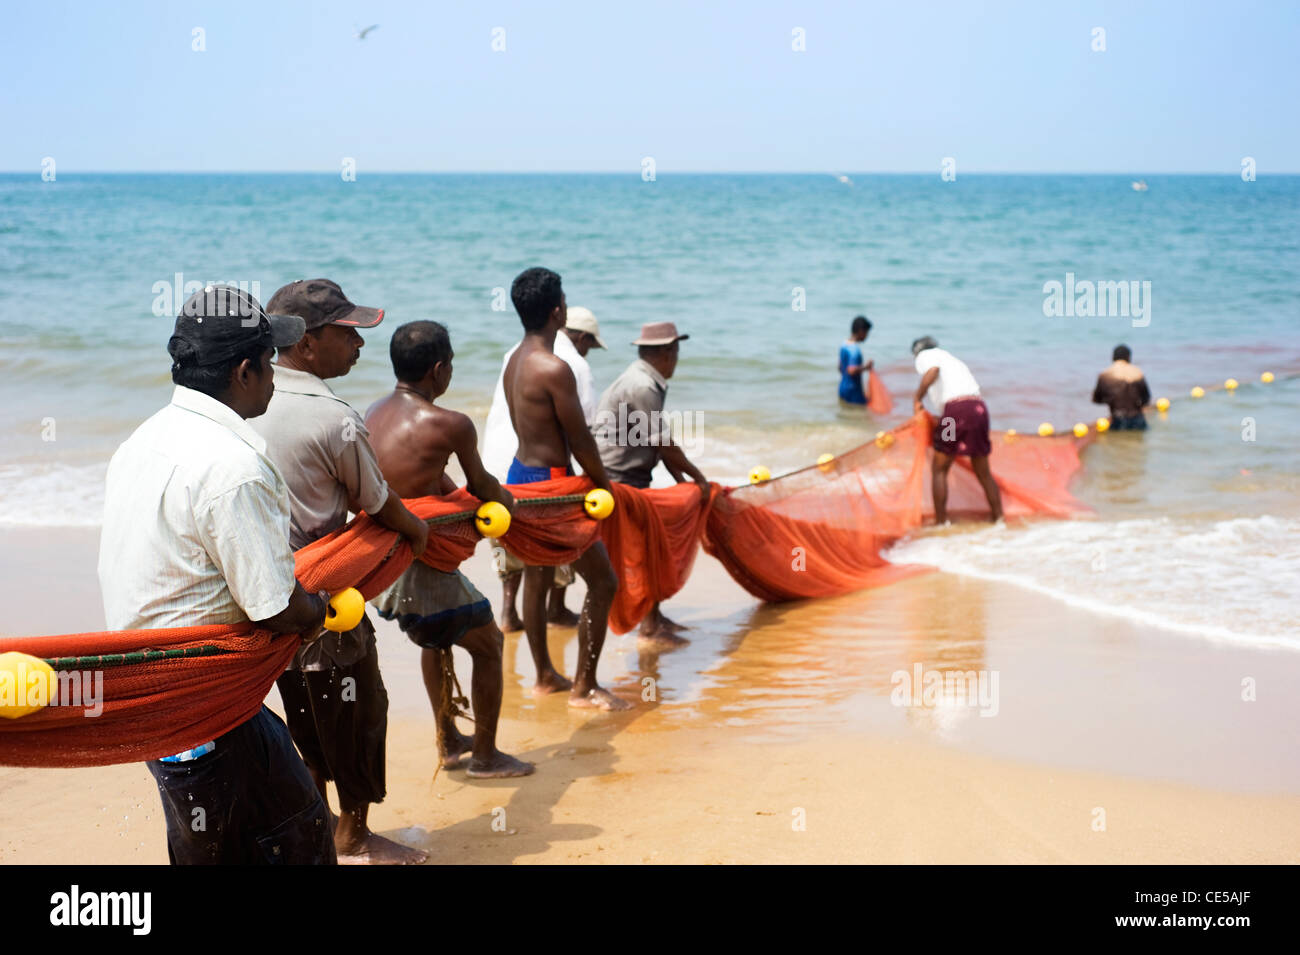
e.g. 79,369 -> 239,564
503,267 -> 631,711
366,321 -> 533,777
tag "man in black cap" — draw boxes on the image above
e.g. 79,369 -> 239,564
98,284 -> 337,864
251,279 -> 430,865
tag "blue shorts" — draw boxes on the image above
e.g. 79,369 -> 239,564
507,457 -> 574,484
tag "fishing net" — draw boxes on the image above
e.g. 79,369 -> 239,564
702,412 -> 1090,602
0,412 -> 1087,767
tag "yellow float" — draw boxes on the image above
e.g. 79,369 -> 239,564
0,651 -> 55,720
1261,371 -> 1274,384
1155,397 -> 1170,412
324,588 -> 365,633
1037,423 -> 1055,437
1095,417 -> 1110,433
1224,378 -> 1239,391
816,453 -> 835,472
1190,386 -> 1205,398
475,500 -> 511,538
583,488 -> 615,520
874,431 -> 894,449
748,466 -> 771,484
1072,422 -> 1088,438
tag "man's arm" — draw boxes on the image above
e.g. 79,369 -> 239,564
257,581 -> 329,637
449,413 -> 515,511
913,367 -> 939,414
1137,378 -> 1151,408
198,480 -> 328,642
333,416 -> 427,557
660,442 -> 708,488
372,491 -> 428,558
1092,376 -> 1107,405
546,361 -> 612,491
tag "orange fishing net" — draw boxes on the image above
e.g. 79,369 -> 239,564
0,412 -> 1087,767
703,412 -> 1090,602
867,369 -> 894,415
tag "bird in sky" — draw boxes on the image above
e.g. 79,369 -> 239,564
354,24 -> 379,40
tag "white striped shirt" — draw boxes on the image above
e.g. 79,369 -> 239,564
98,386 -> 297,631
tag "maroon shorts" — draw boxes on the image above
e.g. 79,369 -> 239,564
933,397 -> 992,457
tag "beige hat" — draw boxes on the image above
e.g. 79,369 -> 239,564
631,321 -> 690,346
565,306 -> 606,349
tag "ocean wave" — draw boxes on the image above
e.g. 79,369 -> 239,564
0,463 -> 106,527
885,515 -> 1300,651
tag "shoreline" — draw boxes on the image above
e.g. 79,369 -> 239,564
2,526 -> 1298,863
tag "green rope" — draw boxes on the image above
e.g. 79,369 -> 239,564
423,492 -> 589,526
42,645 -> 228,670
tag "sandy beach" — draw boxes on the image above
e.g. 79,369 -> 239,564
2,525 -> 1297,865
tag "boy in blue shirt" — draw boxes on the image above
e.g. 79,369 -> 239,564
838,315 -> 873,404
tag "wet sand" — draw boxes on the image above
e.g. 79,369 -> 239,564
1,526 -> 1298,864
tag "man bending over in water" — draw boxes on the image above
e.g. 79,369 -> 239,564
367,321 -> 533,777
912,336 -> 1003,525
503,267 -> 630,710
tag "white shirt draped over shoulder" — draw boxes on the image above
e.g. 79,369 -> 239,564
482,332 -> 595,480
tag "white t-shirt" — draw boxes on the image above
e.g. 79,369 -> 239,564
482,332 -> 596,479
914,347 -> 980,412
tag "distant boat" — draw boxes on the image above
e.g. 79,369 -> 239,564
832,174 -> 853,186
1131,180 -> 1149,192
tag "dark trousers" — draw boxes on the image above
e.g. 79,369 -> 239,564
1111,414 -> 1148,431
276,640 -> 389,809
145,706 -> 336,865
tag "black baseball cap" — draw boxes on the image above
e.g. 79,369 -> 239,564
169,285 -> 305,368
266,279 -> 384,330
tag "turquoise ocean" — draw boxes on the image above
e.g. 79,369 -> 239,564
1,173 -> 1296,648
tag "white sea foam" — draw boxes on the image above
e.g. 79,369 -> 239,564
885,515 -> 1300,651
0,463 -> 106,527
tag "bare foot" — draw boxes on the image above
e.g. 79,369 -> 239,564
337,832 -> 428,866
569,687 -> 634,711
466,750 -> 536,778
499,609 -> 524,633
657,613 -> 690,632
638,628 -> 689,650
533,668 -> 573,696
547,606 -> 581,628
440,727 -> 473,770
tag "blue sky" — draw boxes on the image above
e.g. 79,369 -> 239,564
2,0 -> 1296,172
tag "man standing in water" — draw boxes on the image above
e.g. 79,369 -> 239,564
838,315 -> 874,405
366,321 -> 534,776
593,321 -> 709,649
503,267 -> 630,710
251,278 -> 430,865
911,336 -> 1003,525
1092,344 -> 1151,430
99,285 -> 335,864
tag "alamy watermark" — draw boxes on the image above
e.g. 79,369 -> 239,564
1042,272 -> 1151,327
890,663 -> 999,717
151,274 -> 263,323
592,402 -> 704,454
0,663 -> 103,717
